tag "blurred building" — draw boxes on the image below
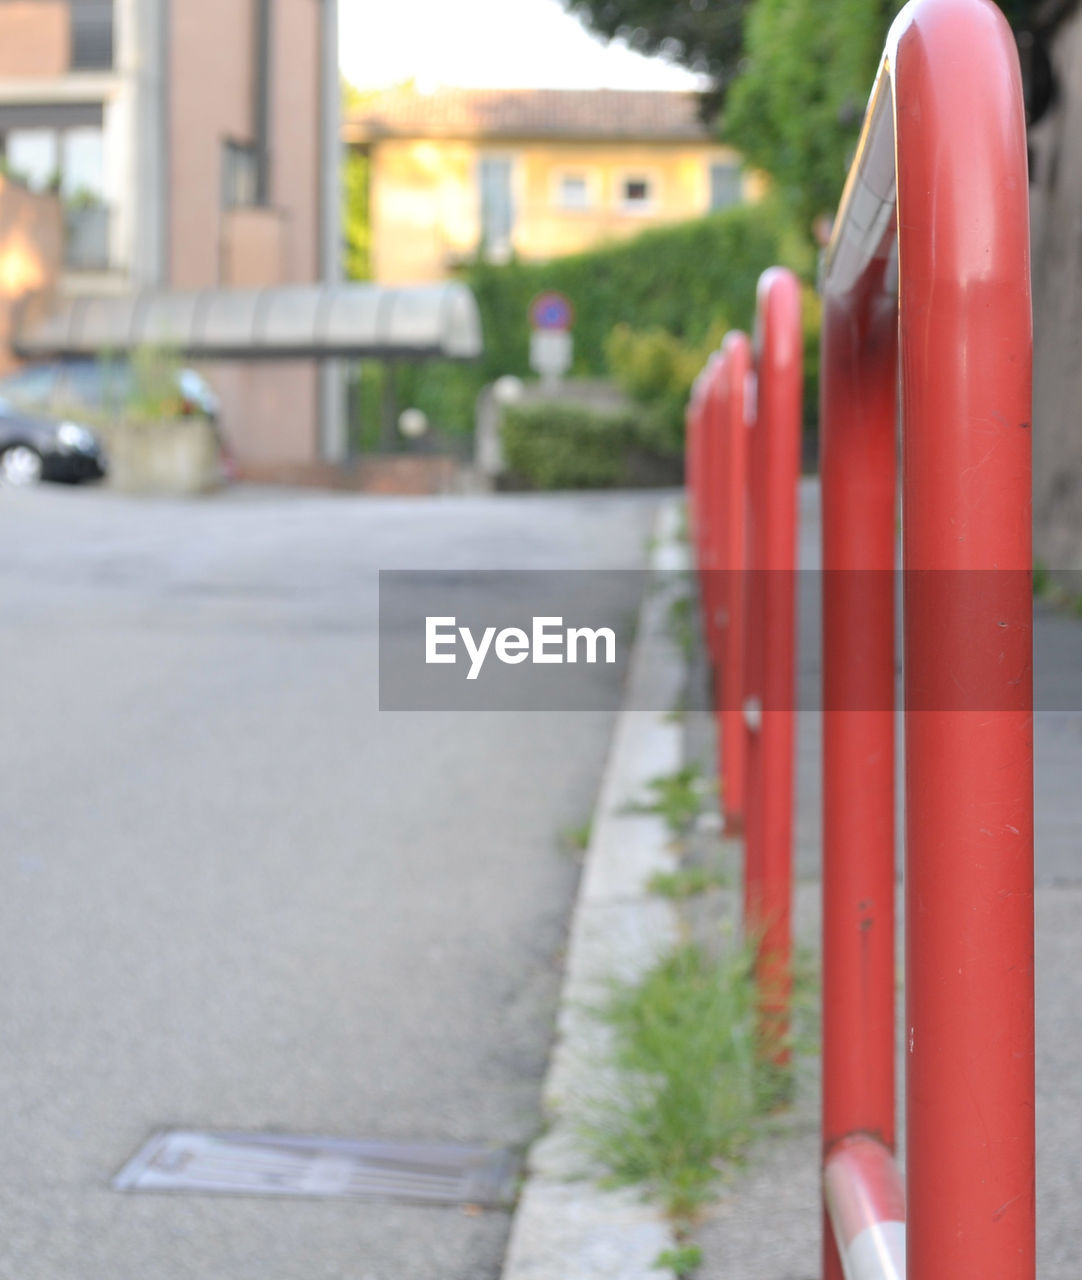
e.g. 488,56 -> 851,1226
345,87 -> 759,284
0,0 -> 342,468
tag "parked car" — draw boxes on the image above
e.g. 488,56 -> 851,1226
0,402 -> 106,486
0,359 -> 228,487
0,358 -> 221,423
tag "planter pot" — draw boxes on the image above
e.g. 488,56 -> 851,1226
102,418 -> 222,495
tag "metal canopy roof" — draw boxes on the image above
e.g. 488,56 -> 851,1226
13,282 -> 483,362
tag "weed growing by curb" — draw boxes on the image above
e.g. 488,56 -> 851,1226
1033,562 -> 1082,618
583,940 -> 774,1217
632,765 -> 704,836
667,593 -> 695,659
653,1243 -> 702,1276
648,863 -> 730,899
560,820 -> 592,855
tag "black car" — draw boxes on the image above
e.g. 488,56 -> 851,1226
0,358 -> 221,423
0,358 -> 224,487
0,402 -> 106,486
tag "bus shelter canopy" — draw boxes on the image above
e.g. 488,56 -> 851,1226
13,282 -> 483,362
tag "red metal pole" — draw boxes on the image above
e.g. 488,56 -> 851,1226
716,332 -> 750,834
702,355 -> 728,674
743,270 -> 801,1066
819,265 -> 898,1280
819,2 -> 1034,1277
687,366 -> 712,656
894,3 -> 1034,1275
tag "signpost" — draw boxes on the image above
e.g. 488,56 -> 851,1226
529,291 -> 574,389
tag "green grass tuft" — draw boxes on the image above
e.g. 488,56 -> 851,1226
583,941 -> 774,1217
653,1243 -> 702,1275
648,863 -> 730,899
632,765 -> 704,836
560,820 -> 593,855
667,593 -> 695,659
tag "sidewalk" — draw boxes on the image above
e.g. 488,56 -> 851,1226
691,479 -> 1082,1279
504,478 -> 1082,1280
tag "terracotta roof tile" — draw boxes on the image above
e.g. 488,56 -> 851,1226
345,87 -> 714,143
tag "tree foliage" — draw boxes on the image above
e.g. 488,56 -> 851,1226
723,0 -> 902,233
342,80 -> 375,280
560,0 -> 749,116
343,147 -> 370,280
563,0 -> 1035,235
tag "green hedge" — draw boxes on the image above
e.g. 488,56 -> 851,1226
501,402 -> 677,490
390,198 -> 816,444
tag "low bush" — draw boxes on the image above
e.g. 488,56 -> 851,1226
605,324 -> 724,457
500,401 -> 670,490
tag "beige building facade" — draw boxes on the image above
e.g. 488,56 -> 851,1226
0,0 -> 341,467
346,88 -> 758,285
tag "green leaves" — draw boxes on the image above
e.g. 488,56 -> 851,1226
722,0 -> 903,234
500,402 -> 649,490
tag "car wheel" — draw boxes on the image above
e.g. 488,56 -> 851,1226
0,444 -> 44,487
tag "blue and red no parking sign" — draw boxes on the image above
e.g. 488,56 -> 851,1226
529,291 -> 575,332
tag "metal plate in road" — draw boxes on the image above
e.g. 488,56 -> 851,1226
114,1130 -> 520,1207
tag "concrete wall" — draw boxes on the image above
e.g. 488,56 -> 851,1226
1029,4 -> 1082,569
0,178 -> 63,377
168,0 -> 321,467
367,137 -> 755,284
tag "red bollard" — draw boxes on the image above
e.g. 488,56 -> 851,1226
743,270 -> 802,1066
713,335 -> 751,834
819,2 -> 1034,1277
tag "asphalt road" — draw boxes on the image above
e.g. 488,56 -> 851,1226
0,484 -> 657,1280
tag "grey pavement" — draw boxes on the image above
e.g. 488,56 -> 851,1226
0,484 -> 657,1280
691,479 -> 1082,1278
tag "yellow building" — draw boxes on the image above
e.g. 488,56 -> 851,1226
344,88 -> 757,284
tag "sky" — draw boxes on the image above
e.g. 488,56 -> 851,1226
338,0 -> 705,92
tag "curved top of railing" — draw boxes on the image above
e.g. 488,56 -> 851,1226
821,0 -> 1028,303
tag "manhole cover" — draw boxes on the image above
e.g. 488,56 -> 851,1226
114,1130 -> 519,1207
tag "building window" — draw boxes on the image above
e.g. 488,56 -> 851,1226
70,0 -> 115,71
479,156 -> 514,259
1,122 -> 104,197
556,173 -> 591,210
710,161 -> 743,210
4,129 -> 59,193
222,140 -> 260,209
619,175 -> 655,213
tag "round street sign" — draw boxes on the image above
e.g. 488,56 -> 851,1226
529,291 -> 575,332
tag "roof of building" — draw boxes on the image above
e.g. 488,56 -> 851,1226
344,87 -> 714,144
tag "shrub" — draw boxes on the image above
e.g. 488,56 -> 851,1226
605,323 -> 724,456
500,402 -> 649,490
386,198 -> 818,446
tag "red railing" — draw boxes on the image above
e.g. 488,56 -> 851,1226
688,1 -> 1033,1275
821,0 -> 1033,1276
687,268 -> 802,1063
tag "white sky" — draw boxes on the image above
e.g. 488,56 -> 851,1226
338,0 -> 705,92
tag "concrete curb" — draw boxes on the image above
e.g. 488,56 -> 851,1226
501,499 -> 689,1280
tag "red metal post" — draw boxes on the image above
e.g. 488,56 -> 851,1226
702,354 -> 728,674
743,271 -> 802,1063
687,364 -> 713,666
820,2 -> 1034,1277
894,4 -> 1034,1276
716,333 -> 750,833
819,256 -> 898,1280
